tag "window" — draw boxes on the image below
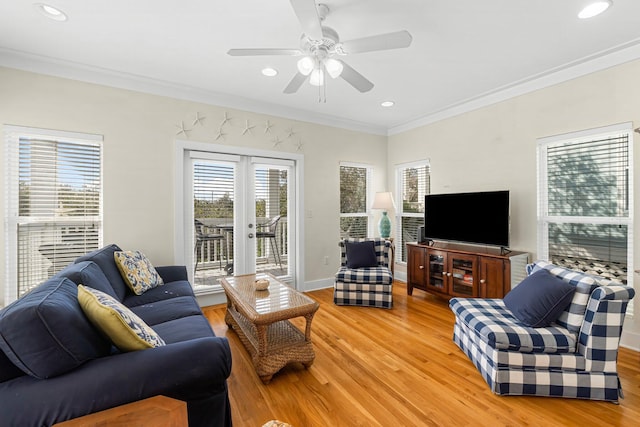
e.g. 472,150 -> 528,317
395,161 -> 430,262
4,126 -> 103,302
339,163 -> 371,238
537,123 -> 633,299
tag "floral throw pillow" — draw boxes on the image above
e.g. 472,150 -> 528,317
114,250 -> 164,295
77,285 -> 165,352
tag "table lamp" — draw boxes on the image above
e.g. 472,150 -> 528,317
371,192 -> 396,239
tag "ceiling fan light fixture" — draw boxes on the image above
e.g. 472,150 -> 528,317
324,58 -> 343,78
309,68 -> 325,86
578,1 -> 612,19
297,56 -> 315,76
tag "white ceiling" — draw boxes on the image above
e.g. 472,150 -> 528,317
2,0 -> 640,135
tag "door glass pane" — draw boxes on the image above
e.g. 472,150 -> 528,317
255,165 -> 289,280
193,161 -> 235,291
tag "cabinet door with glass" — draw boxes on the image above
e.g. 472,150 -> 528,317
447,253 -> 478,297
426,250 -> 448,294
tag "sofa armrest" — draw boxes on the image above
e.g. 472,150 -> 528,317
0,336 -> 232,426
156,265 -> 189,283
578,284 -> 635,372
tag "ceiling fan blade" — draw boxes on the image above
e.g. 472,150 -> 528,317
339,30 -> 413,54
284,72 -> 308,94
338,61 -> 374,93
289,0 -> 323,40
227,48 -> 302,56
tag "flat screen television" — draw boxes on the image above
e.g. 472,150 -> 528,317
424,190 -> 510,248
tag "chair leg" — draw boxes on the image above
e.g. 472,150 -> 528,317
194,242 -> 200,274
269,237 -> 283,269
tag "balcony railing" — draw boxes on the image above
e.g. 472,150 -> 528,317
194,217 -> 288,273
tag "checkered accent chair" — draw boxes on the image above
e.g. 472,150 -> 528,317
334,238 -> 393,309
449,260 -> 635,402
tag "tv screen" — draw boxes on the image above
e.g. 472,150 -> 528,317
424,190 -> 510,247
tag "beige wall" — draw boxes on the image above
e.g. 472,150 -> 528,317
0,66 -> 387,304
388,58 -> 640,348
1,59 -> 638,346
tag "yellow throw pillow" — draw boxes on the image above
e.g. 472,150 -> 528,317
114,250 -> 164,295
77,285 -> 165,352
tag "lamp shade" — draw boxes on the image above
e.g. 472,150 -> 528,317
371,192 -> 396,211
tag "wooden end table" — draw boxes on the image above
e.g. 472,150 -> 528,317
53,395 -> 187,426
220,273 -> 319,384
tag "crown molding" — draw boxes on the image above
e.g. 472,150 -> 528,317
388,37 -> 640,136
2,38 -> 640,138
0,47 -> 387,136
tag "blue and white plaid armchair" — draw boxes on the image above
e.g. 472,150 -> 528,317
450,260 -> 635,402
334,238 -> 393,309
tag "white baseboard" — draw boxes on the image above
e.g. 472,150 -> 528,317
301,277 -> 334,292
620,329 -> 640,352
195,290 -> 227,308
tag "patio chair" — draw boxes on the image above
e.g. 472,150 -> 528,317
194,219 -> 226,273
256,215 -> 283,269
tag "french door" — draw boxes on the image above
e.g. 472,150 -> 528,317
187,150 -> 296,292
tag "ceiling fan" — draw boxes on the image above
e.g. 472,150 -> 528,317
227,0 -> 413,95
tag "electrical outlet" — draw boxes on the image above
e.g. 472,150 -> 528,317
323,256 -> 329,265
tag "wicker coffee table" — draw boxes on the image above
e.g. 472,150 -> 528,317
220,273 -> 320,384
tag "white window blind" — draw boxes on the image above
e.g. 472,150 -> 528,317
339,164 -> 371,238
395,161 -> 430,262
4,126 -> 103,301
537,123 -> 633,313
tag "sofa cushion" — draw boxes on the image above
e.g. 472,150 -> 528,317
77,285 -> 165,352
527,261 -> 600,332
0,348 -> 25,382
57,261 -> 118,299
449,297 -> 577,354
335,266 -> 393,285
504,269 -> 576,327
122,280 -> 195,307
152,315 -> 216,344
0,277 -> 111,379
130,296 -> 203,326
345,240 -> 378,268
75,244 -> 129,301
114,250 -> 164,295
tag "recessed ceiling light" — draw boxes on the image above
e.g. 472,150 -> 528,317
261,67 -> 278,77
381,101 -> 395,107
578,1 -> 612,19
34,3 -> 68,21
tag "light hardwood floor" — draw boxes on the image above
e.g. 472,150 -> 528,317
203,282 -> 640,427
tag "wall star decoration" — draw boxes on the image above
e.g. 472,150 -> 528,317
220,112 -> 231,128
175,121 -> 190,137
295,139 -> 304,151
264,120 -> 273,134
285,127 -> 295,138
214,127 -> 226,141
192,112 -> 205,126
272,136 -> 283,148
242,120 -> 256,135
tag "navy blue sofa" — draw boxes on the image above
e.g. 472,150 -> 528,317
0,244 -> 232,427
